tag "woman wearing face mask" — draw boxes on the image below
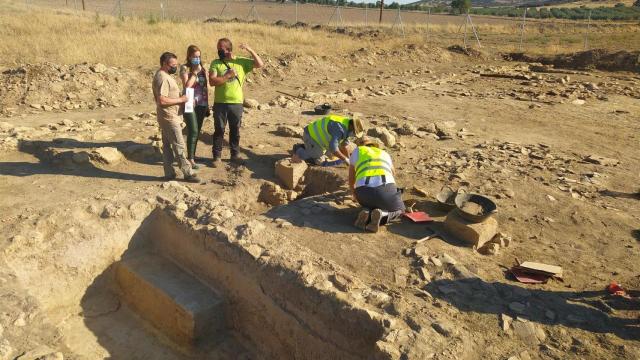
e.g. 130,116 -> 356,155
180,45 -> 209,169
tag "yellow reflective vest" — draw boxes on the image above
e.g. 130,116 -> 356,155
354,146 -> 393,182
306,114 -> 351,150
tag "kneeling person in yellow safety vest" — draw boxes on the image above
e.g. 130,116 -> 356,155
293,114 -> 364,166
349,137 -> 405,233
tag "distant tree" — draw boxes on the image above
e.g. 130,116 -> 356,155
539,7 -> 550,18
634,0 -> 640,7
450,0 -> 471,14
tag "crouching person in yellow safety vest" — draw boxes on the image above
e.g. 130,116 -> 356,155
349,137 -> 405,232
292,114 -> 364,166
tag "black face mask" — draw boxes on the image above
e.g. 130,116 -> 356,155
167,66 -> 177,75
217,49 -> 226,60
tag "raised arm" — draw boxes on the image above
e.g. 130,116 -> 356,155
239,44 -> 264,69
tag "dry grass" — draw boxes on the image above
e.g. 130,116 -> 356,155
1,0 -> 638,68
0,1 -> 373,67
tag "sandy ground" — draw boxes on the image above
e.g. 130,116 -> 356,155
0,35 -> 639,359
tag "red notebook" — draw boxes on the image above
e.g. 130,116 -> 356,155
403,212 -> 433,223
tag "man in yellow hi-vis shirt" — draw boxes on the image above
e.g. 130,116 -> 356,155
209,38 -> 264,167
349,137 -> 405,233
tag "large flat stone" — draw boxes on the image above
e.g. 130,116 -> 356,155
91,147 -> 123,165
116,254 -> 224,346
444,210 -> 498,248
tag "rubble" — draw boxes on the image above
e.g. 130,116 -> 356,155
258,181 -> 290,206
584,154 -> 619,166
0,62 -> 149,114
512,319 -> 546,346
91,147 -> 123,165
243,98 -> 260,109
367,127 -> 396,147
275,125 -> 302,138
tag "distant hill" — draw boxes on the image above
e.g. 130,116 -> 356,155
406,0 -> 579,7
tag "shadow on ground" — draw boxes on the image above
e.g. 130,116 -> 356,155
599,189 -> 640,200
426,277 -> 640,340
264,195 -> 364,235
0,138 -> 163,181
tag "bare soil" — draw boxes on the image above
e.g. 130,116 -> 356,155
1,35 -> 639,360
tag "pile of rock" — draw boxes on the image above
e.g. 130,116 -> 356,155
0,62 -> 149,116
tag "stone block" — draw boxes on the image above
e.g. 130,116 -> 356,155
444,210 -> 498,248
116,254 -> 224,346
275,158 -> 307,190
91,147 -> 123,165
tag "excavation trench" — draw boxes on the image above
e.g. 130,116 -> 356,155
298,166 -> 347,198
43,201 -> 390,359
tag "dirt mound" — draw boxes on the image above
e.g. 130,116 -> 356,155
204,17 -> 225,23
0,62 -> 150,116
447,45 -> 484,58
504,49 -> 640,73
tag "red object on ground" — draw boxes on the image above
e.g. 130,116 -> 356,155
607,281 -> 628,297
403,211 -> 433,223
510,268 -> 550,284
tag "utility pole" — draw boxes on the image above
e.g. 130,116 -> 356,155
379,0 -> 384,24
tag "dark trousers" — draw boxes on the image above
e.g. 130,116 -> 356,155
212,103 -> 243,159
183,105 -> 207,160
355,183 -> 405,224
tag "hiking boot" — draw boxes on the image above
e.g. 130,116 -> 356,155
183,174 -> 202,183
211,158 -> 222,168
162,173 -> 177,181
365,209 -> 383,233
230,155 -> 245,165
354,210 -> 370,230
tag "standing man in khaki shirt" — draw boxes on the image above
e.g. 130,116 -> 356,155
152,52 -> 200,183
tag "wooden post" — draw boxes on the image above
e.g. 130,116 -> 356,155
427,7 -> 431,38
584,10 -> 591,50
82,0 -> 86,10
364,2 -> 368,26
379,0 -> 384,24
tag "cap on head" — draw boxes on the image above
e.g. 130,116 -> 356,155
355,136 -> 382,148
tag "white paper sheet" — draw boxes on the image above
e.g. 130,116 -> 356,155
184,88 -> 194,113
